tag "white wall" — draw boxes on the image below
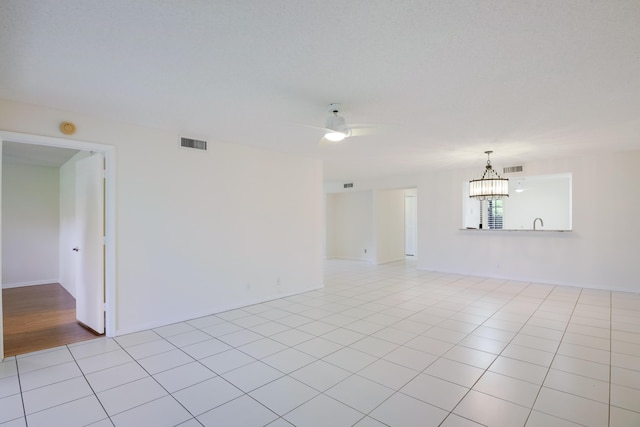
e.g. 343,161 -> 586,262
374,189 -> 406,264
324,193 -> 337,258
0,98 -> 324,335
418,151 -> 640,292
325,175 -> 418,193
325,191 -> 374,262
2,162 -> 60,287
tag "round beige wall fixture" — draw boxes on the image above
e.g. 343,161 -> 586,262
60,121 -> 76,135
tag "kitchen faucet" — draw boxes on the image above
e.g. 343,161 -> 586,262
533,217 -> 544,230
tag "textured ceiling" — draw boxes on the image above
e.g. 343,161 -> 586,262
1,0 -> 639,180
2,141 -> 79,167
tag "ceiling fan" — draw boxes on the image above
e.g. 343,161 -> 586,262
324,103 -> 351,142
314,103 -> 375,143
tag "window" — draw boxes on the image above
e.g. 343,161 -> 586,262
487,200 -> 503,229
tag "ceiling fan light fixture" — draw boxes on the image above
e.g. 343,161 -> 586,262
323,103 -> 350,142
324,131 -> 347,142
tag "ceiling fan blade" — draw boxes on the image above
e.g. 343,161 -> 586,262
299,123 -> 335,133
349,127 -> 376,137
297,123 -> 350,143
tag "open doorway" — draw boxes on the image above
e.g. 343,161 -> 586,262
325,187 -> 417,264
0,131 -> 116,359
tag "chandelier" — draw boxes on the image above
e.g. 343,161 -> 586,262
469,151 -> 509,200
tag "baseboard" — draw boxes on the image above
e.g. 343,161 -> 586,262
113,283 -> 324,337
376,257 -> 406,265
326,256 -> 373,263
414,265 -> 640,294
2,279 -> 60,289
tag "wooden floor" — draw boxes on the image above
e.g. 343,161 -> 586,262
2,283 -> 101,357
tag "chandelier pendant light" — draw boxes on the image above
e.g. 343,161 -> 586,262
469,151 -> 509,200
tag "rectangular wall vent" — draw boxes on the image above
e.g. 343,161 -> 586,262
503,165 -> 523,174
181,137 -> 207,151
343,183 -> 354,188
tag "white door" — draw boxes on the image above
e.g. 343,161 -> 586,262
75,153 -> 105,334
0,137 -> 4,357
405,195 -> 417,257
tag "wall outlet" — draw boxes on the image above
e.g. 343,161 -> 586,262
364,249 -> 367,253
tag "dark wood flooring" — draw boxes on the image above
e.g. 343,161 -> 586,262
2,283 -> 101,357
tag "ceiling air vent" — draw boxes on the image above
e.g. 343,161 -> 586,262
180,137 -> 207,151
503,165 -> 523,174
344,183 -> 354,189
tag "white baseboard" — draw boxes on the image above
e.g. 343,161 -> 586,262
2,279 -> 60,289
326,256 -> 373,263
376,256 -> 406,265
113,284 -> 324,337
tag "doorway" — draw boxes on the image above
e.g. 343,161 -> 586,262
0,131 -> 116,359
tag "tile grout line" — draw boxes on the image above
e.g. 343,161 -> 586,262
114,331 -> 207,425
523,287 -> 585,426
66,343 -> 115,426
439,280 -> 557,427
609,290 -> 613,427
14,357 -> 29,427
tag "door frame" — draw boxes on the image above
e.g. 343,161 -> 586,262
0,131 -> 116,358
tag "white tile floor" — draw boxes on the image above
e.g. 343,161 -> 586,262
1,259 -> 640,426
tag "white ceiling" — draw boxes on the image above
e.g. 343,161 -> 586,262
1,1 -> 639,180
2,141 -> 79,167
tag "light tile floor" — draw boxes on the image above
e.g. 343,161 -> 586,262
1,260 -> 640,426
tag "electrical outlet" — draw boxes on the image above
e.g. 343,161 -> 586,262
364,249 -> 367,254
